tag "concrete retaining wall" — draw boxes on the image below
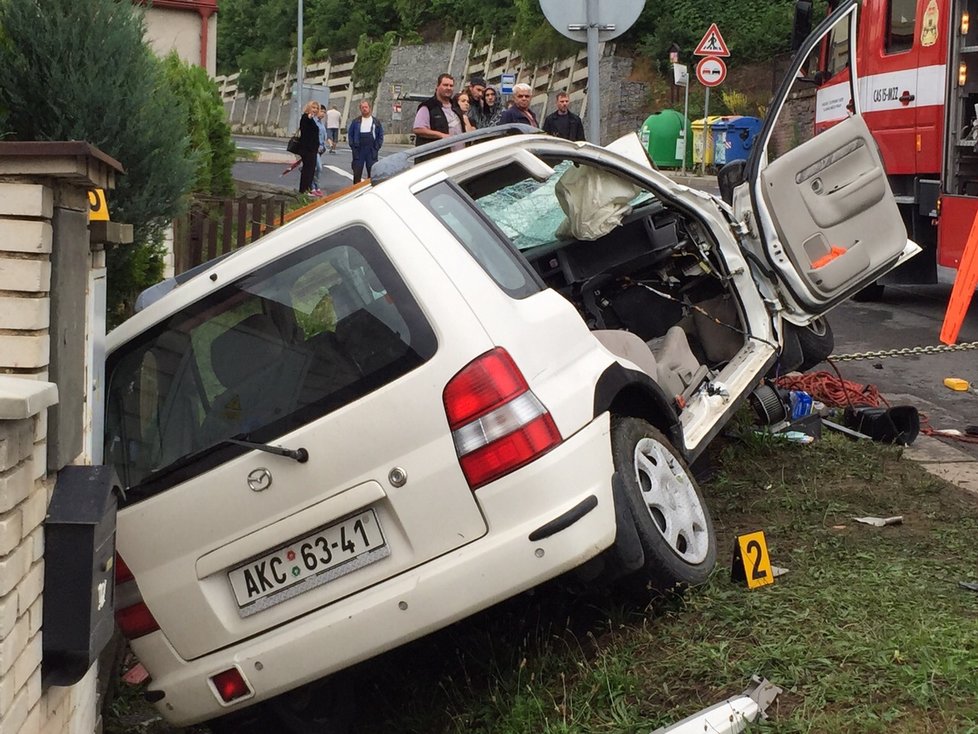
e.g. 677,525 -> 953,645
218,36 -> 649,145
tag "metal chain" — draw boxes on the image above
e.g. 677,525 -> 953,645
831,341 -> 978,362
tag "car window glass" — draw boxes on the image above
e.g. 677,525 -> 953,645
886,0 -> 916,54
415,182 -> 540,298
105,226 -> 436,499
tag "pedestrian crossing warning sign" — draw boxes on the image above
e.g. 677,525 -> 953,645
694,23 -> 730,57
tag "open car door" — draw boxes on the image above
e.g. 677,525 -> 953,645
733,0 -> 919,317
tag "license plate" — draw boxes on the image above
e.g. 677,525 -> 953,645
228,509 -> 389,616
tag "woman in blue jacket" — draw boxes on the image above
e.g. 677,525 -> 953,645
347,99 -> 384,184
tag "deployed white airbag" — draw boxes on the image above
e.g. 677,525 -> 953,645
555,163 -> 641,241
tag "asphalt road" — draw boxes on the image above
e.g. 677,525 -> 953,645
828,285 -> 978,457
232,135 -> 978,457
233,135 -> 406,195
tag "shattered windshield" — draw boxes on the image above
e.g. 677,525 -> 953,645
473,160 -> 651,251
104,226 -> 436,498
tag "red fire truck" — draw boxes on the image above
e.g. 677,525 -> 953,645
802,0 -> 976,296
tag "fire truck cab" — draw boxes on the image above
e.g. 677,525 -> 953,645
802,0 -> 977,292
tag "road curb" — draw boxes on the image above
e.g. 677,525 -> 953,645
904,435 -> 978,496
254,151 -> 297,165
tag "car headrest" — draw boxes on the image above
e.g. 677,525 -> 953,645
210,313 -> 284,389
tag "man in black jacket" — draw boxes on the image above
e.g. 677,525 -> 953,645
412,74 -> 464,146
542,92 -> 586,142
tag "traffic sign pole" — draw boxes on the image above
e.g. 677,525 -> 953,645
586,0 -> 600,143
690,24 -> 729,174
701,87 -> 710,176
682,72 -> 690,175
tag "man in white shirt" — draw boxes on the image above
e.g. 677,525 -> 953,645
325,106 -> 341,154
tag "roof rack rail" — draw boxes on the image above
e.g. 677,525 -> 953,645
370,124 -> 544,183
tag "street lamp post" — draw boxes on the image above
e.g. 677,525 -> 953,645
296,0 -> 303,129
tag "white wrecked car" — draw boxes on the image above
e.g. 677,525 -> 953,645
104,2 -> 915,728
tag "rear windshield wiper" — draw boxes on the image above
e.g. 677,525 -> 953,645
224,437 -> 309,463
124,436 -> 309,501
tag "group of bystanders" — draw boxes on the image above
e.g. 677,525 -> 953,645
412,74 -> 585,153
287,74 -> 583,193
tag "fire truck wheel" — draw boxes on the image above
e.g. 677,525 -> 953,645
797,316 -> 834,371
852,282 -> 885,302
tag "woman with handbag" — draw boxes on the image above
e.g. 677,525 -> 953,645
297,100 -> 321,194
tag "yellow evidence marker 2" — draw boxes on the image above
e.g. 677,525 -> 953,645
88,188 -> 109,221
731,530 -> 775,590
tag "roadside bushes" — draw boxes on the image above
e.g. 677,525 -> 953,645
0,0 -> 234,325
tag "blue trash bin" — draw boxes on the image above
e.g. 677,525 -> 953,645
710,116 -> 741,167
723,116 -> 763,163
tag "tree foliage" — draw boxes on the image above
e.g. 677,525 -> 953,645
161,53 -> 236,197
0,0 -> 235,325
353,32 -> 397,94
635,0 -> 797,68
217,0 -> 806,90
217,0 -> 295,95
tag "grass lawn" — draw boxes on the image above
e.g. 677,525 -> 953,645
106,431 -> 978,733
350,432 -> 978,733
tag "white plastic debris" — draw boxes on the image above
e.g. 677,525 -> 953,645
651,696 -> 760,734
651,676 -> 783,733
853,516 -> 903,527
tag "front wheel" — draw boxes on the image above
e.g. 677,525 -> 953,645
611,417 -> 716,592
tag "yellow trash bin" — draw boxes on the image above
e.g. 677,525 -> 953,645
691,115 -> 725,166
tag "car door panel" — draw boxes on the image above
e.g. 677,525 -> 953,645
760,115 -> 904,297
792,136 -> 887,228
740,0 -> 919,314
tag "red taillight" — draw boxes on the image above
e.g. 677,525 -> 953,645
444,348 -> 562,489
211,667 -> 252,703
444,348 -> 529,428
114,553 -> 134,584
115,601 -> 161,640
114,553 -> 160,640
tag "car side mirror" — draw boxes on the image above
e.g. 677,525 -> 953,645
791,0 -> 813,52
795,69 -> 829,87
717,160 -> 747,205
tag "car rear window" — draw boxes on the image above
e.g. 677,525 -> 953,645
105,225 -> 436,502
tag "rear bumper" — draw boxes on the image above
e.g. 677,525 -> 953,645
137,414 -> 618,726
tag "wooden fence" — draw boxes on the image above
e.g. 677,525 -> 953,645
173,194 -> 291,274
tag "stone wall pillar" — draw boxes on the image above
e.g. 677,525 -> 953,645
0,142 -> 124,734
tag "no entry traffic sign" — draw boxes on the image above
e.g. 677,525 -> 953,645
696,56 -> 727,87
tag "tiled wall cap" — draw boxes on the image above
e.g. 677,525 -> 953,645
0,377 -> 58,420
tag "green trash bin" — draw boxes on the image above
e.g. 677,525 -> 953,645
691,115 -> 726,166
639,109 -> 692,169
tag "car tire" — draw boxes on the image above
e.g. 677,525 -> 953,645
611,417 -> 716,592
797,316 -> 834,371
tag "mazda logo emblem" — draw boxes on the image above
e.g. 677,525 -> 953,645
247,468 -> 272,492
